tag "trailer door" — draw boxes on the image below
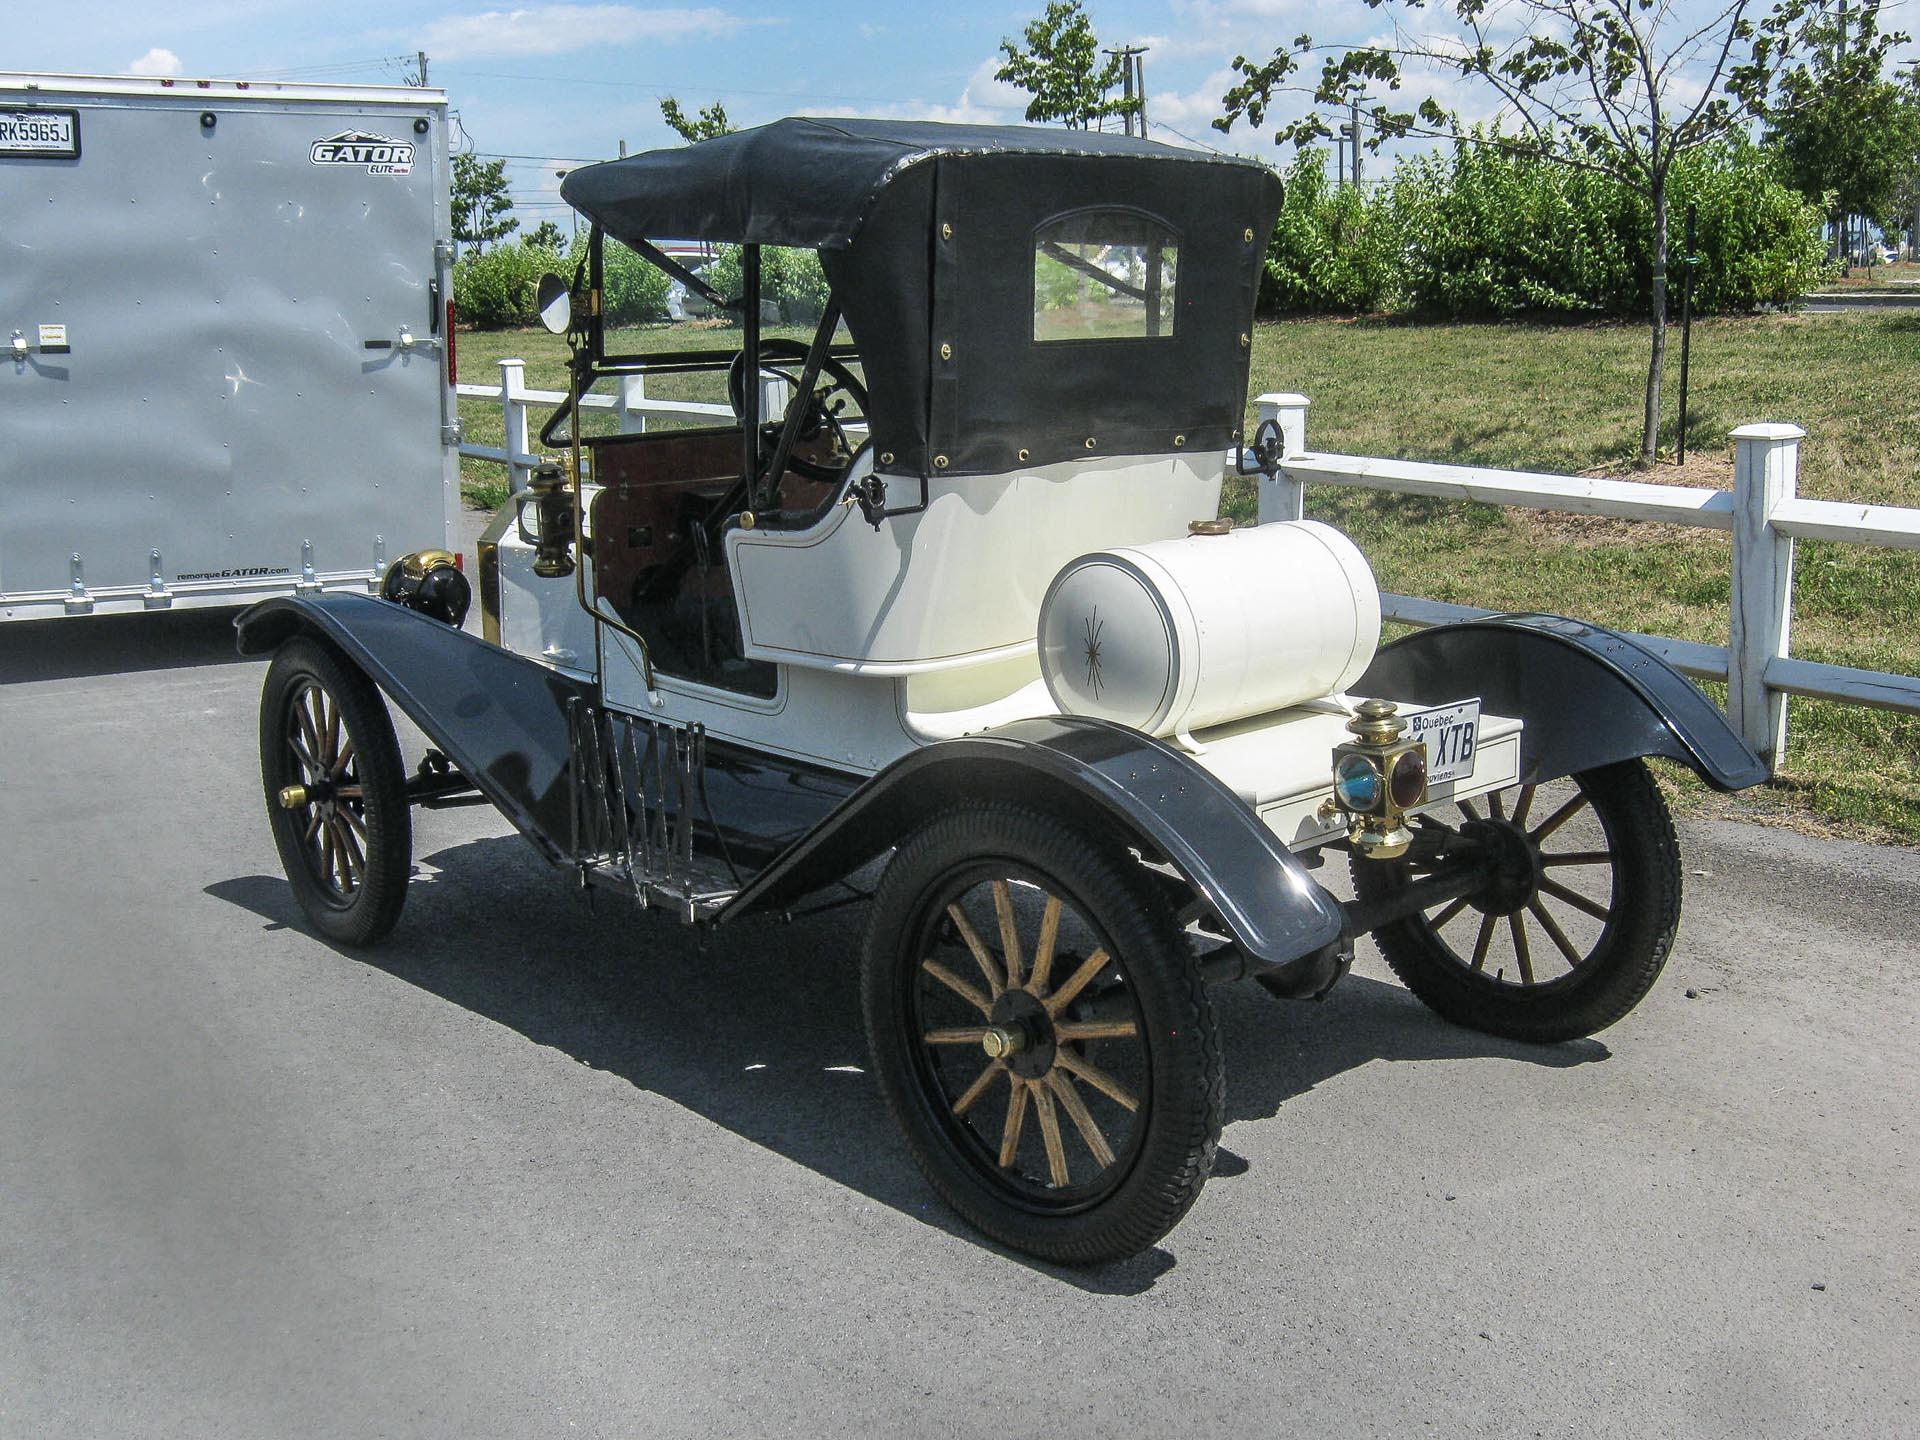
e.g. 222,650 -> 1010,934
0,93 -> 448,609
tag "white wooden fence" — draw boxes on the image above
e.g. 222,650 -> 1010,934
1253,392 -> 1920,775
455,357 -> 740,497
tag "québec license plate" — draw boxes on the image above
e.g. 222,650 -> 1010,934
1404,699 -> 1481,784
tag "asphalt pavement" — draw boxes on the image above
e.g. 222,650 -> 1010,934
2,605 -> 1915,1439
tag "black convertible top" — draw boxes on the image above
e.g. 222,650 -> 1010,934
560,116 -> 1271,250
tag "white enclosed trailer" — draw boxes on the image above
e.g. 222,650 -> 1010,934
0,73 -> 458,619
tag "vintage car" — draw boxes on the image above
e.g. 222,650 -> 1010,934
235,119 -> 1765,1265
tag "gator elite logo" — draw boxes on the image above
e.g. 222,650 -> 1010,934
309,129 -> 414,175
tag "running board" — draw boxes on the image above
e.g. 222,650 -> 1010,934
567,701 -> 738,923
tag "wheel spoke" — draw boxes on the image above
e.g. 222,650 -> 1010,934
288,733 -> 319,775
992,880 -> 1025,990
1055,1019 -> 1137,1042
1457,798 -> 1482,822
1527,898 -> 1586,968
945,903 -> 1006,996
921,959 -> 992,1016
1539,876 -> 1612,923
335,816 -> 366,876
1055,1047 -> 1139,1112
998,1079 -> 1030,1168
1488,789 -> 1505,822
303,812 -> 323,844
951,1060 -> 1005,1116
324,693 -> 341,768
303,690 -> 327,768
1031,1081 -> 1070,1186
1427,895 -> 1471,931
1510,784 -> 1536,828
330,738 -> 355,780
292,704 -> 322,772
1044,949 -> 1111,1016
1530,793 -> 1590,843
320,823 -> 341,890
1541,850 -> 1613,868
923,1026 -> 991,1045
1469,912 -> 1496,970
1046,1071 -> 1115,1169
333,784 -> 363,801
337,804 -> 368,839
1509,913 -> 1535,984
1028,895 -> 1062,997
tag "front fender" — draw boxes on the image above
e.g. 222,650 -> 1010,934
236,593 -> 589,861
1356,613 -> 1765,791
719,715 -> 1345,969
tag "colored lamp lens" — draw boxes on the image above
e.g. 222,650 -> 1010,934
1335,754 -> 1381,812
1389,747 -> 1428,808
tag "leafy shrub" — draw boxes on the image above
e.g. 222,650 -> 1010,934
1257,133 -> 1828,320
453,241 -> 557,328
1390,136 -> 1640,316
598,237 -> 673,326
707,245 -> 833,323
1262,151 -> 1400,314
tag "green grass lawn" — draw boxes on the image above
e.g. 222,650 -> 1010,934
456,310 -> 1920,844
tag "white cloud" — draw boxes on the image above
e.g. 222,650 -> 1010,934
126,47 -> 183,77
420,4 -> 756,62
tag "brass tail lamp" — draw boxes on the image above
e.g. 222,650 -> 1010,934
1330,699 -> 1429,861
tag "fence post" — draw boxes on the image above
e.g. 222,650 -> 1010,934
618,372 -> 648,435
1253,392 -> 1310,524
1728,422 -> 1803,772
499,357 -> 532,496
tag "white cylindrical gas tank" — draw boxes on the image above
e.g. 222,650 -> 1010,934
1037,521 -> 1381,737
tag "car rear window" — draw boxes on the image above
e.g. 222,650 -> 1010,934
1032,208 -> 1179,342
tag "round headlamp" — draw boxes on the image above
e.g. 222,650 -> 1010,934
1335,754 -> 1382,813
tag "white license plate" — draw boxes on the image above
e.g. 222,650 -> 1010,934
1404,699 -> 1481,784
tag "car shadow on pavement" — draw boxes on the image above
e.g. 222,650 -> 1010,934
0,608 -> 253,682
208,829 -> 1605,1296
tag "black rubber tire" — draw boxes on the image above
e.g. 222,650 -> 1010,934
861,803 -> 1222,1265
1353,760 -> 1681,1044
259,637 -> 412,946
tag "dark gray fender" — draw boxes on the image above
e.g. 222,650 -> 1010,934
1355,613 -> 1765,791
719,715 -> 1346,970
236,593 -> 589,863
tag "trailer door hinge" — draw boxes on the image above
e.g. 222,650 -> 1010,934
441,420 -> 464,447
435,239 -> 455,266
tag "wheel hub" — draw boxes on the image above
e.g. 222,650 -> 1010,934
986,988 -> 1057,1080
1462,816 -> 1543,916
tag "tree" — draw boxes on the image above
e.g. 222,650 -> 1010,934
659,97 -> 733,142
996,1 -> 1137,130
451,153 -> 517,253
1766,3 -> 1919,266
525,219 -> 567,252
1217,1 -> 1820,465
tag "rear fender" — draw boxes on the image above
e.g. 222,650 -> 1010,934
718,715 -> 1345,970
1355,613 -> 1765,791
236,593 -> 589,861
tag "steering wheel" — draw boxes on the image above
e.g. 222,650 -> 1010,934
727,338 -> 870,484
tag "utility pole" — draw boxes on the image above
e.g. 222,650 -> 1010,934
1350,98 -> 1363,187
1103,46 -> 1150,138
417,50 -> 428,87
403,50 -> 429,87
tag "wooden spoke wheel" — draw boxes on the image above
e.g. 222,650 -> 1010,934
260,637 -> 411,947
863,803 -> 1222,1265
1351,759 -> 1681,1043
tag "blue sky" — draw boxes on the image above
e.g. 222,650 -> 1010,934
17,2 -> 1919,224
